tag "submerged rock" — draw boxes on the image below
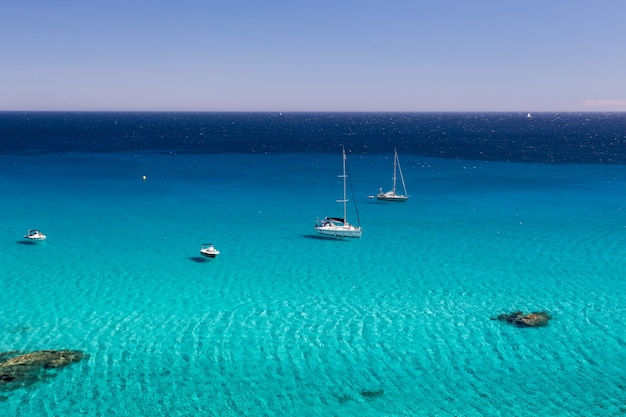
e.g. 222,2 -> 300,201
360,389 -> 384,398
1,350 -> 84,368
0,350 -> 86,392
493,311 -> 551,328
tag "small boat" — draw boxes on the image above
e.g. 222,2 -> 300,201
24,229 -> 46,240
376,148 -> 409,202
200,243 -> 220,258
315,146 -> 362,238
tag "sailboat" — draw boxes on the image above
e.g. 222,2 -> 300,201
315,146 -> 362,238
376,148 -> 409,202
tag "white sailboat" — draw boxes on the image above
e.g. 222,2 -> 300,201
377,148 -> 409,202
315,147 -> 362,238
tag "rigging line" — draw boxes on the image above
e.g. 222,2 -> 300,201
347,165 -> 361,226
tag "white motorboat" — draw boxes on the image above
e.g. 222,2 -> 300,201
24,229 -> 46,240
200,243 -> 220,258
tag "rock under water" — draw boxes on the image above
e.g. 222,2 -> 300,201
0,350 -> 86,392
360,389 -> 384,398
493,311 -> 551,328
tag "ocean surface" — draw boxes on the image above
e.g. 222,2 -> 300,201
1,112 -> 626,416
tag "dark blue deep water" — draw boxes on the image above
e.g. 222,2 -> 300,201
2,112 -> 625,163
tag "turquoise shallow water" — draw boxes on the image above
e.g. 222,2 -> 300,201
2,152 -> 626,416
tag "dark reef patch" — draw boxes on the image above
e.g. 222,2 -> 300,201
360,388 -> 385,399
0,350 -> 86,392
492,311 -> 552,328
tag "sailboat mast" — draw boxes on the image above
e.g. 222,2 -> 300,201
342,147 -> 348,222
392,148 -> 398,193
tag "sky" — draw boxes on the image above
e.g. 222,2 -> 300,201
2,0 -> 626,112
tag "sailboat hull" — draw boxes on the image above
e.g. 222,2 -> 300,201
376,192 -> 408,202
315,224 -> 362,238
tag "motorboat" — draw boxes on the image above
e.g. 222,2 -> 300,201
200,243 -> 220,258
24,229 -> 46,240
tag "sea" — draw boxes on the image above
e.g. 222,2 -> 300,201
1,112 -> 626,416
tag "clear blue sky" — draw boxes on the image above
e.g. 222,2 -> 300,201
2,1 -> 625,112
